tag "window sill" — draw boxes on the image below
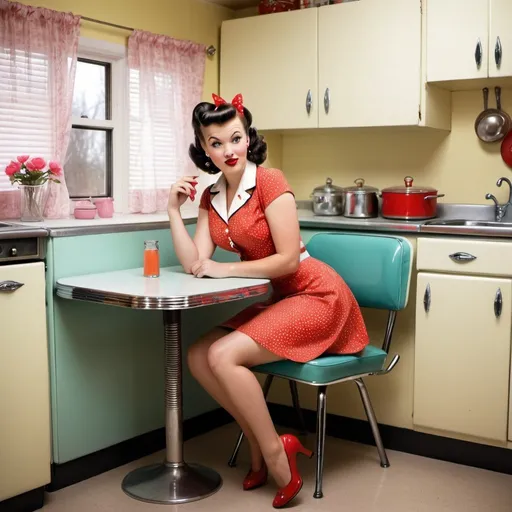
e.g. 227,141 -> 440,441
11,208 -> 198,238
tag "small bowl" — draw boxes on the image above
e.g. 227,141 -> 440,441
74,207 -> 97,219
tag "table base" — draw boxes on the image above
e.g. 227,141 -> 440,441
121,462 -> 222,504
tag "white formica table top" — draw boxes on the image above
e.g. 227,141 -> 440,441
56,265 -> 270,310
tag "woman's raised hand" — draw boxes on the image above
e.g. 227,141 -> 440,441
168,176 -> 198,212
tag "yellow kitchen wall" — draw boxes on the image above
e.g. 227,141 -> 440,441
15,0 -> 234,101
282,88 -> 512,205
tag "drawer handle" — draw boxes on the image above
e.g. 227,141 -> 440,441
449,252 -> 477,262
494,288 -> 503,318
0,280 -> 24,292
423,283 -> 431,313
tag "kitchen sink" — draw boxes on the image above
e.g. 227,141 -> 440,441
423,219 -> 512,228
421,218 -> 512,238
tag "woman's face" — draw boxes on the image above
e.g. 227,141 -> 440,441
201,116 -> 249,177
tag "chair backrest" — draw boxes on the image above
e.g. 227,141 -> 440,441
306,232 -> 413,311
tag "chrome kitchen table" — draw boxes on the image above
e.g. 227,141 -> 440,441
56,266 -> 269,505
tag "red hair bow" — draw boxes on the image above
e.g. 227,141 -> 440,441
212,93 -> 244,116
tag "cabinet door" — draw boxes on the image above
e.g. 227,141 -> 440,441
220,9 -> 318,130
414,273 -> 511,442
489,0 -> 512,77
426,0 -> 489,82
0,262 -> 51,501
318,0 -> 421,128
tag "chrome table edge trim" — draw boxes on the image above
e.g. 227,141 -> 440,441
55,283 -> 269,310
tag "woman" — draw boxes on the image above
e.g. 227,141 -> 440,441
168,93 -> 369,508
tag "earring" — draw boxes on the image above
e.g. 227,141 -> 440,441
205,161 -> 210,167
205,153 -> 209,158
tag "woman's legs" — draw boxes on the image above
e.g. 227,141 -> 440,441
206,330 -> 292,488
187,328 -> 264,471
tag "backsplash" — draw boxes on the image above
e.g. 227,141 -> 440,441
280,88 -> 512,205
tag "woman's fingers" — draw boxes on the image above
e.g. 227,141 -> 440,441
190,260 -> 202,276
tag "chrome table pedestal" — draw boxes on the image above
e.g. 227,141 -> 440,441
121,310 -> 222,504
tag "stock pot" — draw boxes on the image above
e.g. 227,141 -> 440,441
381,176 -> 444,220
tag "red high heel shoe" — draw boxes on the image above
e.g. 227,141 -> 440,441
272,434 -> 313,509
243,461 -> 268,490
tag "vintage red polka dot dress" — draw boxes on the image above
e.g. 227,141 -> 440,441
199,162 -> 369,363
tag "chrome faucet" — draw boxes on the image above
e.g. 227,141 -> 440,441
486,177 -> 512,221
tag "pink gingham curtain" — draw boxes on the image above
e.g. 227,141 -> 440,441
128,30 -> 206,213
0,0 -> 80,219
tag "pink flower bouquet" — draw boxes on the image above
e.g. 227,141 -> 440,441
5,155 -> 62,186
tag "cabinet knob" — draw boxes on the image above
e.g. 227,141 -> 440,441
10,247 -> 17,257
495,36 -> 502,67
475,38 -> 483,68
306,89 -> 312,115
494,288 -> 503,318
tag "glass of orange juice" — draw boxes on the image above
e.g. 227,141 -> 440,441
143,240 -> 160,278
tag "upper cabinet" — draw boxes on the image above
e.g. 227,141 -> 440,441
318,1 -> 421,128
220,9 -> 318,131
426,0 -> 488,82
426,0 -> 512,83
489,0 -> 512,78
220,0 -> 451,132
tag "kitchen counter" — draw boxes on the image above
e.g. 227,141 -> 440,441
3,203 -> 512,238
297,209 -> 423,233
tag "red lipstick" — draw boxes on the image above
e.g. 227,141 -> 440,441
225,158 -> 238,167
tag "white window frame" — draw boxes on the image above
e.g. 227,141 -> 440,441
73,37 -> 128,212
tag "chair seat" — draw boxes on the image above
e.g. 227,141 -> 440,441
252,345 -> 387,385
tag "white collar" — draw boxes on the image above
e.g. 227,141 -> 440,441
210,161 -> 257,223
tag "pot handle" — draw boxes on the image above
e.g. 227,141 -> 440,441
424,194 -> 445,200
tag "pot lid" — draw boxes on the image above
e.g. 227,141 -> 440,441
343,178 -> 379,194
312,177 -> 344,194
381,176 -> 437,194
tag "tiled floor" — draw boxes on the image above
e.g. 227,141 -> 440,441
43,423 -> 512,511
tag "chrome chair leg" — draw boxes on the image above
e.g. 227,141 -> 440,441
355,378 -> 389,468
289,381 -> 308,435
314,385 -> 328,499
228,374 -> 275,467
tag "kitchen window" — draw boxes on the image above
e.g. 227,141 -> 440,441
68,38 -> 128,209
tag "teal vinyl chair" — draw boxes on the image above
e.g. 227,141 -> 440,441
228,232 -> 413,499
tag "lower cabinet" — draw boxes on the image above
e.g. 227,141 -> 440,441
414,272 -> 512,443
0,262 -> 51,502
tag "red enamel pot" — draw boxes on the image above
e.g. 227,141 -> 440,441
380,176 -> 445,220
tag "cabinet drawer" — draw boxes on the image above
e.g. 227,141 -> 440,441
417,237 -> 512,277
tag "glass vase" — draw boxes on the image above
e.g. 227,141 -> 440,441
19,184 -> 48,222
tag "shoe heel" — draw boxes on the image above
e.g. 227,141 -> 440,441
298,443 -> 313,459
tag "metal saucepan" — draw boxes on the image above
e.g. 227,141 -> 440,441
310,177 -> 344,216
475,87 -> 511,143
342,178 -> 379,218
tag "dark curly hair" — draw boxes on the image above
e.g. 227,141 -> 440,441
189,101 -> 267,175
